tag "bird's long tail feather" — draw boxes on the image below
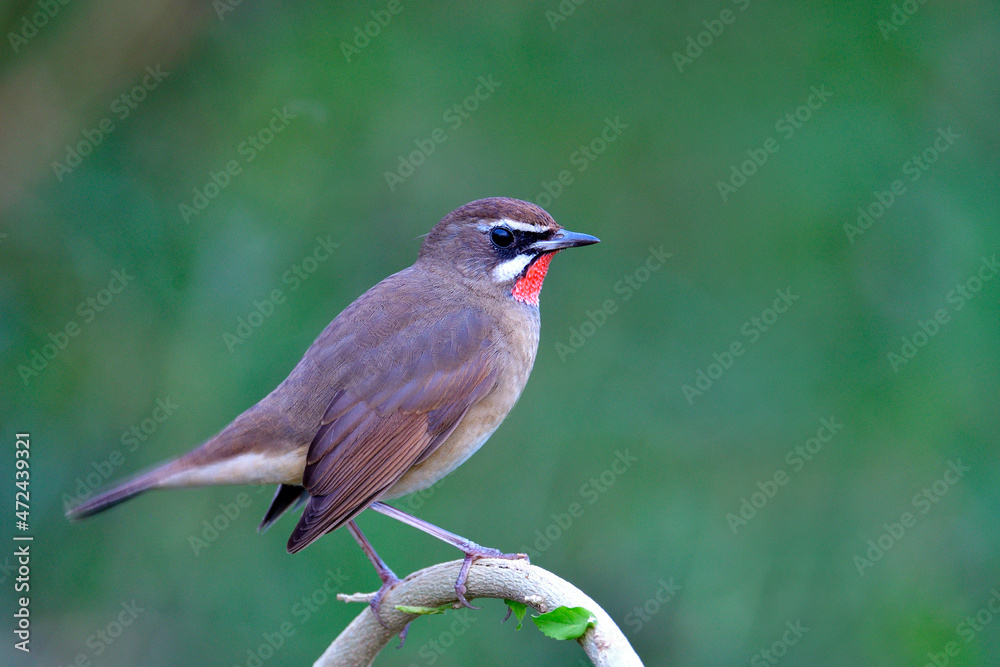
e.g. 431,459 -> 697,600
64,459 -> 185,519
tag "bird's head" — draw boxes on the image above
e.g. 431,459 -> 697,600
419,197 -> 600,306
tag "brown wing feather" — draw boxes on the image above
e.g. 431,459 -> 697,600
286,308 -> 497,554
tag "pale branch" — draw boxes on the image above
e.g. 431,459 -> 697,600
314,558 -> 643,667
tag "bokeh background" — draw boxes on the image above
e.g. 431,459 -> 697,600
2,1 -> 999,665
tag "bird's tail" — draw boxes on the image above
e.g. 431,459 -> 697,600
65,403 -> 307,521
64,458 -> 187,520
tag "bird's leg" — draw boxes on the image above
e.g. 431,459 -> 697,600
369,502 -> 528,609
346,520 -> 409,644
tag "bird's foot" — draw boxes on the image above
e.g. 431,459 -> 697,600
454,546 -> 529,609
367,569 -> 413,647
364,504 -> 529,612
368,568 -> 401,628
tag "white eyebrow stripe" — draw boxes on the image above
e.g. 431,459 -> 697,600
476,219 -> 550,234
500,218 -> 550,233
492,253 -> 535,282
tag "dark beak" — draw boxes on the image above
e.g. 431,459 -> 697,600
530,229 -> 601,252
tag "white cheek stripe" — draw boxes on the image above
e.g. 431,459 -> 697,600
477,219 -> 550,234
492,253 -> 535,282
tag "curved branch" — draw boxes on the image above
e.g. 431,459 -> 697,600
314,558 -> 642,667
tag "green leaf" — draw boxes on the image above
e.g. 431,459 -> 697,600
532,606 -> 597,640
395,603 -> 452,615
504,599 -> 527,630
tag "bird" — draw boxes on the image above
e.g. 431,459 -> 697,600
67,197 -> 599,623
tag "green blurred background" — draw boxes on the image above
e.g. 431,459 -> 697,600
2,0 -> 999,665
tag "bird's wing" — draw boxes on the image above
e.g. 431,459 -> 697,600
286,307 -> 498,553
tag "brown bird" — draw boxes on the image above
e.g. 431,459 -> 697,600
67,197 -> 599,620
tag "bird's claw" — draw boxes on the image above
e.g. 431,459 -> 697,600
368,572 -> 401,629
367,572 -> 413,647
454,547 -> 529,609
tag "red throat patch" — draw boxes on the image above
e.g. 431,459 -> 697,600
512,251 -> 558,306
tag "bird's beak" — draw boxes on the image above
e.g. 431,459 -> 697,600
530,229 -> 601,253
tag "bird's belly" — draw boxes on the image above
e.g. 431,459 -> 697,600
380,383 -> 521,500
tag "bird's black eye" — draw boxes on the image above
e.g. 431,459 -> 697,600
490,226 -> 515,248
